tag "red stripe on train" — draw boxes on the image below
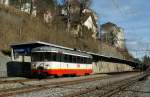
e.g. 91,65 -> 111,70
32,69 -> 92,76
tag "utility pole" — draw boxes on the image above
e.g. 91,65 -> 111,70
99,25 -> 103,72
30,0 -> 33,15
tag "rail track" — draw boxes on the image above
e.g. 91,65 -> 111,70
0,73 -> 139,97
64,72 -> 149,97
0,74 -> 111,97
0,72 -> 138,85
0,79 -> 39,84
0,72 -> 144,97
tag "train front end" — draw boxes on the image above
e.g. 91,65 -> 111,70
31,61 -> 51,77
31,48 -> 52,77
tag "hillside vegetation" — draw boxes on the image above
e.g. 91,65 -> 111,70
0,4 -> 98,51
0,4 -> 124,59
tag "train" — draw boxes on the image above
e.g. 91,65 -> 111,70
31,46 -> 93,77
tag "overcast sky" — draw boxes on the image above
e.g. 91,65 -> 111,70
91,0 -> 150,58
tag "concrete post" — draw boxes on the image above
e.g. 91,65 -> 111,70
11,48 -> 14,61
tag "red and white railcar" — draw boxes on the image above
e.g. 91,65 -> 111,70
31,46 -> 93,76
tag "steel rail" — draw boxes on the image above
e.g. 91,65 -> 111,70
63,72 -> 149,97
0,74 -> 115,97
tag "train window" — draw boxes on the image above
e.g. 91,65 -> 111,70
72,56 -> 76,63
31,53 -> 35,61
56,53 -> 60,62
88,58 -> 92,64
78,56 -> 80,63
49,52 -> 52,61
45,52 -> 52,61
52,53 -> 57,61
67,55 -> 70,62
31,52 -> 41,61
81,57 -> 84,64
61,54 -> 65,62
64,54 -> 67,62
84,57 -> 88,64
78,57 -> 81,63
77,56 -> 80,63
51,53 -> 53,61
32,52 -> 43,61
64,54 -> 69,62
43,52 -> 47,61
87,58 -> 89,64
43,52 -> 51,61
68,55 -> 73,63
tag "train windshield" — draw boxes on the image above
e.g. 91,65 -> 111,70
31,52 -> 52,62
31,52 -> 60,62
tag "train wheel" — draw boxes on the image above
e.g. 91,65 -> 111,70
38,72 -> 48,79
54,75 -> 62,78
85,73 -> 90,76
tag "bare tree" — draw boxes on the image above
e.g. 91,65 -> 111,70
35,0 -> 57,19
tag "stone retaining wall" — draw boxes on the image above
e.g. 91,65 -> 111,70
93,61 -> 133,73
0,52 -> 10,77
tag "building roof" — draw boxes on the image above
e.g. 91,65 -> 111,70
10,41 -> 73,50
10,41 -> 73,54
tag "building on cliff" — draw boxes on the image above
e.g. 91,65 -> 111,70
0,0 -> 57,22
0,0 -> 37,16
0,0 -> 9,5
60,1 -> 98,39
82,9 -> 98,39
1,0 -> 98,39
100,22 -> 125,49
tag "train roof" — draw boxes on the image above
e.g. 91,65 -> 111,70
32,46 -> 92,58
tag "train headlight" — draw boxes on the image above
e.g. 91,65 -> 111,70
45,64 -> 49,67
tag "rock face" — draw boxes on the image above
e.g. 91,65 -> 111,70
0,52 -> 10,77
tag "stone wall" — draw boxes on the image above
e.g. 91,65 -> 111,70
0,52 -> 10,77
93,61 -> 133,74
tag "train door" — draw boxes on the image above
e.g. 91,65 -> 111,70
59,53 -> 63,75
61,54 -> 68,75
59,53 -> 68,75
57,53 -> 62,76
64,54 -> 69,75
58,51 -> 67,76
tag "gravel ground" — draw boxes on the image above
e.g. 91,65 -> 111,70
111,77 -> 147,97
8,73 -> 140,97
0,77 -> 27,81
0,74 -> 107,91
140,76 -> 150,97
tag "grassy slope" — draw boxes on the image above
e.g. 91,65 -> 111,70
0,5 -> 98,50
0,5 -> 123,58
